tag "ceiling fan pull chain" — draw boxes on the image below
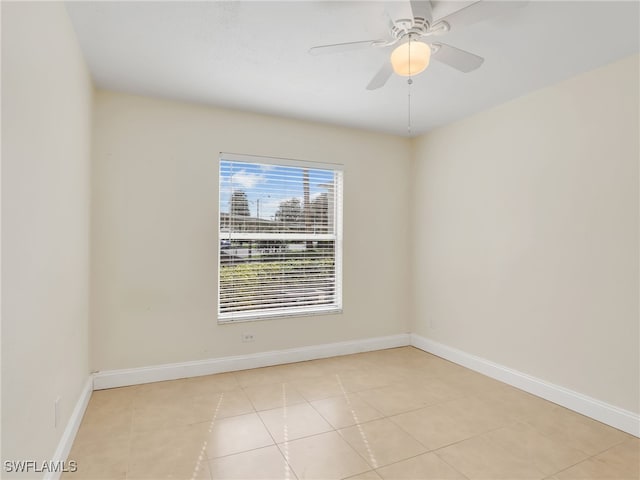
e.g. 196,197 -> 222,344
407,77 -> 412,135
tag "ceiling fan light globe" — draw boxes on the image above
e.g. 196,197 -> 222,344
390,41 -> 431,76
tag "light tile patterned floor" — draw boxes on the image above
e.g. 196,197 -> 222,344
64,347 -> 639,480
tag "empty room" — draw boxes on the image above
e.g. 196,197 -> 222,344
2,1 -> 639,479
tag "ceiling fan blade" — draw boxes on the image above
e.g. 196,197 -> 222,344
431,43 -> 484,73
309,40 -> 384,56
366,62 -> 393,90
435,1 -> 527,30
385,0 -> 413,22
410,0 -> 433,24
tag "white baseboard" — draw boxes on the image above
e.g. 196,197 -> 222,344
91,332 -> 638,436
44,376 -> 93,480
411,334 -> 639,437
93,334 -> 411,390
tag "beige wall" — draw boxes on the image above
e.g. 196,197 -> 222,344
1,1 -> 93,470
411,54 -> 639,413
90,91 -> 412,371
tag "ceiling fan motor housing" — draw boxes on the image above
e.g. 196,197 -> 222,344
391,16 -> 429,40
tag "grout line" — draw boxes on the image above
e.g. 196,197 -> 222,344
334,373 -> 380,469
430,452 -> 473,480
207,443 -> 282,461
371,449 -> 472,480
252,386 -> 295,478
191,392 -> 224,479
546,436 -> 634,478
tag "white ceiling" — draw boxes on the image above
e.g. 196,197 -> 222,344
66,1 -> 639,137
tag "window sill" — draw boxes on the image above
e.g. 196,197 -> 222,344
218,306 -> 343,324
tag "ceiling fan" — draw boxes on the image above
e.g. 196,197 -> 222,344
309,0 -> 526,90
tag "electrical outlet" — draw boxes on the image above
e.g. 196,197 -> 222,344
241,333 -> 255,343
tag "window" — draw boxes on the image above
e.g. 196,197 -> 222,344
218,153 -> 343,322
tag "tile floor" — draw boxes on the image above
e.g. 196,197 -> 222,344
64,347 -> 639,480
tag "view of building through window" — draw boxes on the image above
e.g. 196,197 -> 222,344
218,154 -> 343,321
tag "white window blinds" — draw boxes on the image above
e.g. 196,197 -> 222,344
218,153 -> 343,322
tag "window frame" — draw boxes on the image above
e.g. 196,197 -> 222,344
217,152 -> 343,323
